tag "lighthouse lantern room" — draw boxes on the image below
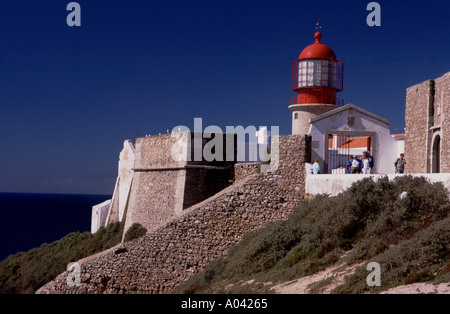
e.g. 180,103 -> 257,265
289,26 -> 344,135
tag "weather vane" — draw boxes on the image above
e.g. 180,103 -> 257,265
316,18 -> 322,32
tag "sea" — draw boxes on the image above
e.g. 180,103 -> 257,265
0,193 -> 111,262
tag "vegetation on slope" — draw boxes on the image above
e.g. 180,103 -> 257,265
124,223 -> 147,242
0,221 -> 124,294
174,176 -> 450,294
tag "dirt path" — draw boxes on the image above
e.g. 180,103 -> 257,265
272,255 -> 364,294
272,255 -> 450,294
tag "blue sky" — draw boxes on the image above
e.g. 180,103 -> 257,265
1,0 -> 450,194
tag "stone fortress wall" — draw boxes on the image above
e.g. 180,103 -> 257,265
38,135 -> 311,294
123,132 -> 236,235
92,132 -> 237,235
405,71 -> 450,173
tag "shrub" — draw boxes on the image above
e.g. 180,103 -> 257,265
404,270 -> 434,285
123,223 -> 147,242
0,222 -> 124,294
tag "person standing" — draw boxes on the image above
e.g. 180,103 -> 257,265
394,153 -> 406,174
367,151 -> 375,173
351,155 -> 361,174
361,151 -> 373,174
346,158 -> 353,174
312,158 -> 321,175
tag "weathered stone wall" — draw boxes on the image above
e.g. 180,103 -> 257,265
405,72 -> 450,174
433,73 -> 450,173
123,133 -> 235,235
37,135 -> 311,294
125,170 -> 185,233
405,80 -> 431,173
234,163 -> 260,181
137,133 -> 187,169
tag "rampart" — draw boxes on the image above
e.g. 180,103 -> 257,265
37,135 -> 311,294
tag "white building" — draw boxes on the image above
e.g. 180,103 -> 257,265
308,104 -> 404,174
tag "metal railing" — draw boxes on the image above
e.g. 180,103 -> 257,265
289,97 -> 344,106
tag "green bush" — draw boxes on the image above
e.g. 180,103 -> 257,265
0,221 -> 124,294
123,223 -> 147,242
175,176 -> 450,294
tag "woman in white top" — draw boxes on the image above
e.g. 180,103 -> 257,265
361,152 -> 372,174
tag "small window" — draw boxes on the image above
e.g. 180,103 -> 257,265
294,113 -> 299,120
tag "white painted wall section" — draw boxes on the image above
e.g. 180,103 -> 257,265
117,140 -> 135,221
91,199 -> 112,233
92,140 -> 136,233
306,173 -> 450,197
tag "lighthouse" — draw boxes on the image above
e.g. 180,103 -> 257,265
289,27 -> 344,135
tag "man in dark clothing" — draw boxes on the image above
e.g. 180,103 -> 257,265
394,153 -> 406,174
367,151 -> 375,171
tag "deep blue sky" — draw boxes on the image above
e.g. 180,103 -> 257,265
1,0 -> 449,194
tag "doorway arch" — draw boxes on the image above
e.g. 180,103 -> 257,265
432,134 -> 441,173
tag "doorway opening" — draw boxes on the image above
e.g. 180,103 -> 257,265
327,134 -> 373,174
432,135 -> 441,173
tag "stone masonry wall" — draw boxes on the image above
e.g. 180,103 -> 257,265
37,135 -> 311,294
234,163 -> 260,182
405,72 -> 450,173
123,133 -> 235,234
433,73 -> 450,173
405,80 -> 431,173
137,133 -> 187,169
125,170 -> 185,233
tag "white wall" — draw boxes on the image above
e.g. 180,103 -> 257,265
91,140 -> 136,233
394,139 -> 405,158
309,104 -> 399,174
106,139 -> 136,224
306,173 -> 450,197
117,140 -> 135,221
91,200 -> 112,233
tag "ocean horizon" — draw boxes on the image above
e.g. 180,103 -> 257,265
0,192 -> 111,262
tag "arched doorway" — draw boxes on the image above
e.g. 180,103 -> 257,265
432,135 -> 441,173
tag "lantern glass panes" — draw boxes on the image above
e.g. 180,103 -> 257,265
297,60 -> 342,89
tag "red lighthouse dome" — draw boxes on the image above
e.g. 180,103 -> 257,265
299,32 -> 337,60
291,31 -> 344,105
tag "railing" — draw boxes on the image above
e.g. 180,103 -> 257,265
290,97 -> 344,106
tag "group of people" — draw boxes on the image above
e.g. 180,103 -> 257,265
346,151 -> 374,174
310,151 -> 374,175
311,152 -> 407,175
